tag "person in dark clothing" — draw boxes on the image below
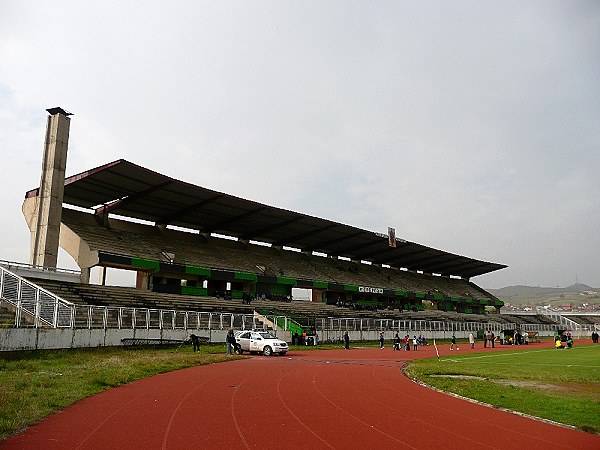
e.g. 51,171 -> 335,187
379,332 -> 385,349
343,331 -> 350,350
393,332 -> 401,351
226,329 -> 235,356
190,334 -> 201,352
592,331 -> 599,344
450,333 -> 457,350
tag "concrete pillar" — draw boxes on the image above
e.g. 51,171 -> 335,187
29,107 -> 72,269
136,271 -> 151,290
80,267 -> 90,284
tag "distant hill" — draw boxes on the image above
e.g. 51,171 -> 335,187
488,284 -> 600,310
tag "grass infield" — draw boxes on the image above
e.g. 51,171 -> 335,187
405,343 -> 600,434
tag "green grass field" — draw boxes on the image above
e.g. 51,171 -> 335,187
405,344 -> 600,433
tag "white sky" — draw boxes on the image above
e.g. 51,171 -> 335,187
1,1 -> 599,289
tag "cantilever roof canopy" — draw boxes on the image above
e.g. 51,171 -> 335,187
26,159 -> 507,278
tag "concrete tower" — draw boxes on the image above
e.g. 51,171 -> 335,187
24,107 -> 72,269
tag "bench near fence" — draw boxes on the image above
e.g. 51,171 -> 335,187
121,336 -> 209,346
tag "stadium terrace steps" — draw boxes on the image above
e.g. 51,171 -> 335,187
23,278 -> 425,322
0,303 -> 16,327
499,314 -> 559,326
0,301 -> 37,327
567,315 -> 600,326
17,278 -> 555,331
60,210 -> 497,303
25,278 -> 359,321
28,278 -> 253,314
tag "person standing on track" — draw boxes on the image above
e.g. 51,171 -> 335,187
450,332 -> 457,350
343,331 -> 350,349
469,332 -> 475,349
379,331 -> 385,349
412,335 -> 418,351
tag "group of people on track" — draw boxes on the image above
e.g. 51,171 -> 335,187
390,332 -> 427,351
190,328 -> 597,354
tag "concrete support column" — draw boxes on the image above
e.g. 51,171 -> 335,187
29,108 -> 72,269
136,271 -> 151,290
80,267 -> 90,284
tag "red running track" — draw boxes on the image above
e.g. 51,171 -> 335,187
2,341 -> 598,449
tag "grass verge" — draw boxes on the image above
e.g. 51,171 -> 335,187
0,344 -> 238,441
405,344 -> 600,434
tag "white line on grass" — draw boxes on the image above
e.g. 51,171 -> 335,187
444,345 -> 595,360
442,360 -> 600,368
439,347 -> 600,368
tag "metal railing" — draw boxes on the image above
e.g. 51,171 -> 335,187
1,294 -> 574,338
0,265 -> 74,327
319,317 -> 512,334
0,259 -> 81,276
4,298 -> 562,335
67,305 -> 288,332
536,307 -> 585,331
0,265 -> 577,336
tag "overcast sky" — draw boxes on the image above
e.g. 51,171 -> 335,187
1,1 -> 599,289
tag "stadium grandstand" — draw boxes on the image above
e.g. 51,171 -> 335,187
1,108 -> 598,351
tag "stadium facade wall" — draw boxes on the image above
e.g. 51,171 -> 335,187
0,328 -> 254,352
1,327 -> 560,352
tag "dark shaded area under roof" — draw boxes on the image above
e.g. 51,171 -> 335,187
25,159 -> 507,278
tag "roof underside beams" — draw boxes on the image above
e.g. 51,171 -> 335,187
30,159 -> 507,278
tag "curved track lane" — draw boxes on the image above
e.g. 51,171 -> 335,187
2,342 -> 598,449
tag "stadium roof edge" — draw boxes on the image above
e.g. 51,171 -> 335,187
25,160 -> 508,278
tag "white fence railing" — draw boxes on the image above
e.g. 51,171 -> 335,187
0,265 -> 74,327
535,307 -> 596,331
1,265 -> 592,337
316,317 -> 570,334
1,295 -> 570,336
0,259 -> 80,276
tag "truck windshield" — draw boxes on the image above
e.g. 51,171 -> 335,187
258,332 -> 275,339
